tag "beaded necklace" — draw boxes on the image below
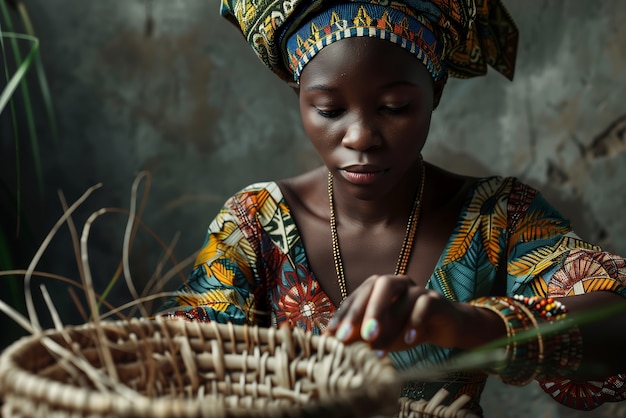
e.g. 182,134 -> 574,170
328,156 -> 426,302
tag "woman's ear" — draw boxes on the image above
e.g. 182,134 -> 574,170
432,76 -> 447,110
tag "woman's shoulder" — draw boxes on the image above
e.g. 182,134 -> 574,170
429,166 -> 544,218
219,180 -> 287,216
463,175 -> 566,227
209,181 -> 287,231
232,167 -> 326,202
235,180 -> 283,199
220,168 -> 327,224
428,164 -> 530,209
469,175 -> 541,201
472,174 -> 519,190
276,167 -> 329,220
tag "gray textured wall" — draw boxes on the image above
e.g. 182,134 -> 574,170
2,1 -> 626,416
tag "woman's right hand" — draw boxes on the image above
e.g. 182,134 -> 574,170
324,274 -> 506,353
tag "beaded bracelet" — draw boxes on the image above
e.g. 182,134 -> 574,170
512,294 -> 583,374
470,296 -> 540,385
512,295 -> 567,321
470,295 -> 583,386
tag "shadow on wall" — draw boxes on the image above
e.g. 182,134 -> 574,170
428,113 -> 626,255
543,114 -> 626,252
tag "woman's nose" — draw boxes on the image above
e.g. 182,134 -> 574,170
341,114 -> 382,151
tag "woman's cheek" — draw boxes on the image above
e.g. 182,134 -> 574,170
304,117 -> 338,145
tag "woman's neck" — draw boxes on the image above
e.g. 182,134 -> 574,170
330,163 -> 426,227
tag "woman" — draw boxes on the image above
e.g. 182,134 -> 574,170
163,0 -> 626,415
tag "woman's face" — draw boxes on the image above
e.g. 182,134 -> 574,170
298,36 -> 436,199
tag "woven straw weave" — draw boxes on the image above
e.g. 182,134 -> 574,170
0,318 -> 401,417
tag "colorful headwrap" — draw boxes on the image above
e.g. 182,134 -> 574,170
220,0 -> 518,84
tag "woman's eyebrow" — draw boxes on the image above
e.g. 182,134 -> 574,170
304,80 -> 421,93
305,80 -> 420,93
304,84 -> 336,93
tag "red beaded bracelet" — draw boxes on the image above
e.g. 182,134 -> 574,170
513,295 -> 568,321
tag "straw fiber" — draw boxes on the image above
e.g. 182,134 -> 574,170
0,318 -> 401,417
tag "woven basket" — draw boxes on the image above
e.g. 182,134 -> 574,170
0,317 -> 401,417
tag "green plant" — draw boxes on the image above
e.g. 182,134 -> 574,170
1,0 -> 57,347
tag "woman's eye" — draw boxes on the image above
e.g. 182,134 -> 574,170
315,108 -> 343,118
382,104 -> 409,114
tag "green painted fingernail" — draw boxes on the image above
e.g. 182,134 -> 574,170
336,322 -> 352,341
405,328 -> 417,344
361,318 -> 379,341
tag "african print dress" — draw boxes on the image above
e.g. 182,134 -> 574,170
163,176 -> 626,415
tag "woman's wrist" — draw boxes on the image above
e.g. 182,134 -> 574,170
455,301 -> 508,350
468,295 -> 583,386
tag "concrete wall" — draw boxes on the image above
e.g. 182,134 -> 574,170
2,1 -> 626,416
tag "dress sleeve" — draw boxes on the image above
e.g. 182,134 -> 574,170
503,180 -> 626,410
160,191 -> 263,325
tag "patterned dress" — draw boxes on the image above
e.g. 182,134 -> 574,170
163,176 -> 626,415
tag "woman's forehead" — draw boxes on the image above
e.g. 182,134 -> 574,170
300,37 -> 432,86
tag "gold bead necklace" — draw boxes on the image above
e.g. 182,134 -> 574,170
328,156 -> 426,302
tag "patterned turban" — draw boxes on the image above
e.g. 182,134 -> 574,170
220,0 -> 518,84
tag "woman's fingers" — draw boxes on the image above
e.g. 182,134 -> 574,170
403,292 -> 464,349
359,276 -> 414,348
370,288 -> 448,351
327,274 -> 381,341
326,275 -> 419,349
325,274 -> 469,352
401,291 -> 440,348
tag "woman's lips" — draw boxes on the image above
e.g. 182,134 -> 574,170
339,167 -> 386,185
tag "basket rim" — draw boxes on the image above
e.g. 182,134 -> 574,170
0,318 -> 400,417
